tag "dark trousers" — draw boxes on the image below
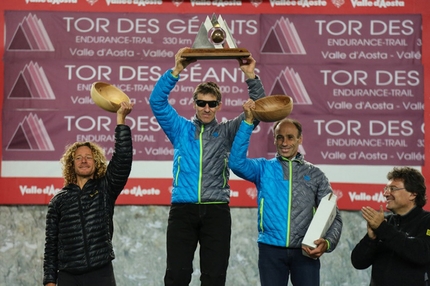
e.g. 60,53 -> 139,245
57,262 -> 116,286
164,203 -> 232,286
258,243 -> 320,286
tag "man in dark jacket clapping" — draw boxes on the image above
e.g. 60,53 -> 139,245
351,166 -> 430,286
43,101 -> 133,286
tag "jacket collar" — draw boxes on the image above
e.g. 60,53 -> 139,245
394,205 -> 423,218
65,179 -> 96,192
192,115 -> 218,128
390,206 -> 424,226
276,152 -> 304,163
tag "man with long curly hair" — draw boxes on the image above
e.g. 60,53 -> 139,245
43,102 -> 134,286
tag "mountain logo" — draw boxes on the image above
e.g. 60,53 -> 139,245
8,61 -> 55,100
269,67 -> 312,105
8,13 -> 54,51
261,17 -> 306,55
7,113 -> 55,151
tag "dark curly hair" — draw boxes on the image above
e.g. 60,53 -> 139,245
60,141 -> 107,186
387,166 -> 427,207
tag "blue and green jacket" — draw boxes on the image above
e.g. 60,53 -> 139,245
229,120 -> 342,250
149,70 -> 265,204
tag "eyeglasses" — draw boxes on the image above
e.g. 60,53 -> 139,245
195,100 -> 219,108
383,186 -> 406,193
74,155 -> 94,162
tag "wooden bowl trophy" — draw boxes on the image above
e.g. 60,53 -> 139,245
251,95 -> 294,122
90,82 -> 130,112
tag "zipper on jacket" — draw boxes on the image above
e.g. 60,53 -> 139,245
259,198 -> 264,232
284,159 -> 293,248
78,194 -> 91,267
174,156 -> 181,186
222,158 -> 227,188
280,155 -> 304,248
198,125 -> 204,203
286,160 -> 294,247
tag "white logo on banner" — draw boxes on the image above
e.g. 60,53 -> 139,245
25,0 -> 77,3
172,0 -> 183,6
246,187 -> 257,200
269,0 -> 327,7
350,0 -> 405,8
332,0 -> 345,8
250,0 -> 262,7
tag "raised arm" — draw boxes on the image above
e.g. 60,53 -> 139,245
117,101 -> 134,125
238,54 -> 256,80
171,47 -> 197,77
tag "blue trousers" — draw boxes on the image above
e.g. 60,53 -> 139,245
164,203 -> 231,286
258,243 -> 320,286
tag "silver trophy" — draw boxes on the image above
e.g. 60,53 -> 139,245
182,14 -> 250,60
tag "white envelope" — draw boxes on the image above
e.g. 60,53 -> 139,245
302,192 -> 337,257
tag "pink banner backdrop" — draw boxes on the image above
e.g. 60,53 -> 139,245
0,4 -> 428,209
259,14 -> 422,65
3,12 -> 423,164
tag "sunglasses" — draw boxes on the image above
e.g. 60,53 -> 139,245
195,100 -> 219,108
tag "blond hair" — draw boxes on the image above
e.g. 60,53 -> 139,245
60,142 -> 107,186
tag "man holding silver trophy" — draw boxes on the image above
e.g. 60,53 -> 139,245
149,15 -> 266,284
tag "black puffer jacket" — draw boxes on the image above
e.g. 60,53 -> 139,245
43,125 -> 132,285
